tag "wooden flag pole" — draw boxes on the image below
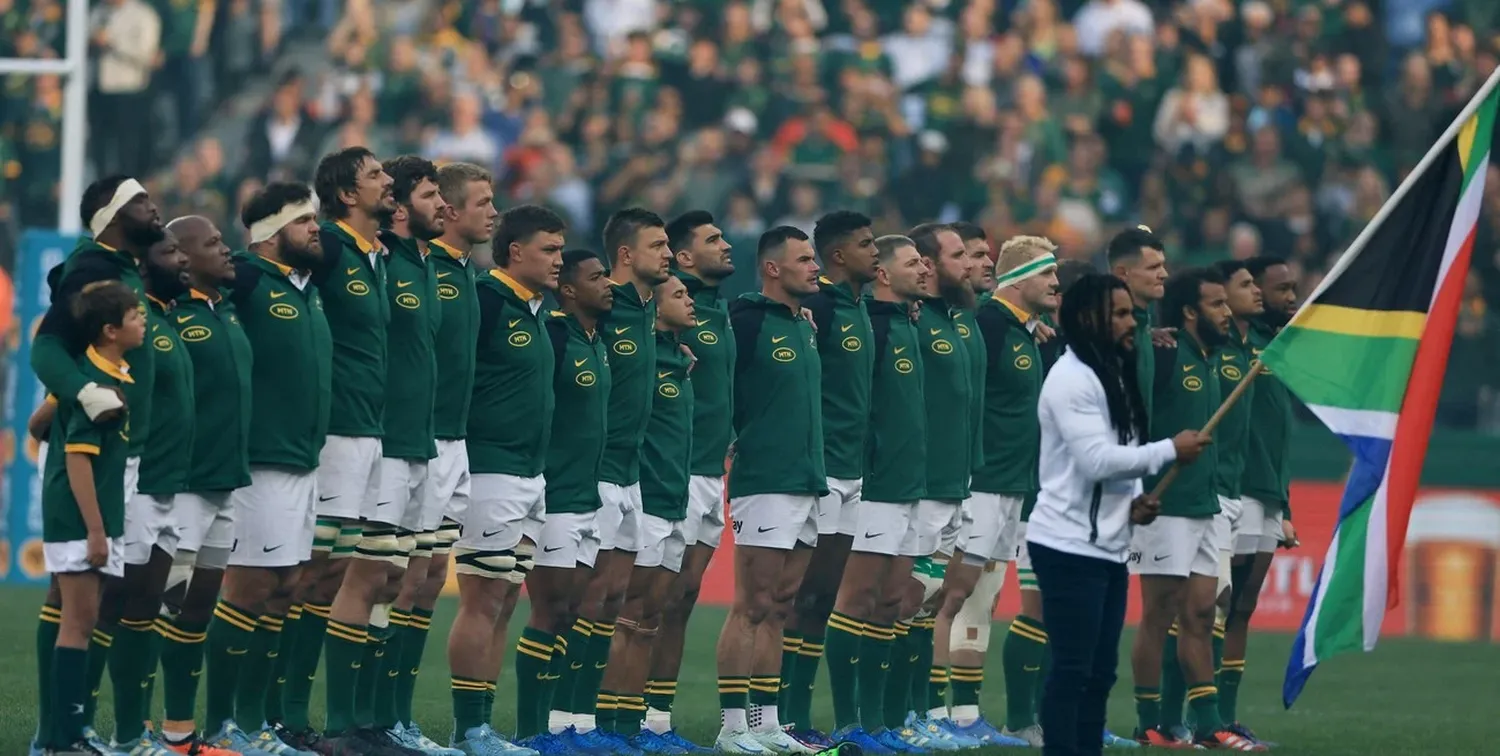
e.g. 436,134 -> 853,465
1148,360 -> 1267,498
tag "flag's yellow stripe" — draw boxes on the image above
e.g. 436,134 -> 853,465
1294,304 -> 1425,340
1459,112 -> 1480,173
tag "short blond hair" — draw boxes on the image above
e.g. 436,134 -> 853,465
996,235 -> 1058,276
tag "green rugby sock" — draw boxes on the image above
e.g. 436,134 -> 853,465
514,627 -> 556,738
52,645 -> 89,748
266,607 -> 299,724
323,620 -> 370,735
373,621 -> 406,729
857,623 -> 894,729
786,634 -> 822,728
1217,660 -> 1245,724
235,616 -> 283,728
1160,628 -> 1185,730
452,677 -> 489,737
570,621 -> 614,717
1134,686 -> 1162,735
717,676 -> 749,712
615,694 -> 646,734
1002,615 -> 1046,729
35,604 -> 61,746
83,621 -> 115,729
395,607 -> 434,725
159,616 -> 209,725
777,632 -> 802,712
352,630 -> 383,728
823,613 -> 863,731
1187,683 -> 1224,738
552,618 -> 594,720
644,678 -> 676,714
883,622 -> 914,729
281,603 -> 329,731
205,601 -> 258,729
597,690 -> 621,732
906,620 -> 936,713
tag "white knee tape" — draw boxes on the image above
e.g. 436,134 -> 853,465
952,561 -> 1006,653
1216,548 -> 1233,598
507,542 -> 535,585
313,521 -> 342,553
453,547 -> 517,579
432,522 -> 461,555
165,552 -> 195,593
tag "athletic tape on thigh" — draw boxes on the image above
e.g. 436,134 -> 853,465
432,521 -> 462,554
313,518 -> 342,553
1216,548 -> 1233,597
506,541 -> 535,584
952,561 -> 1008,653
354,525 -> 402,565
396,532 -> 418,556
452,547 -> 517,579
1017,566 -> 1038,590
411,530 -> 438,558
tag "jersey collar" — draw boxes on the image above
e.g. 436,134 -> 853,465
86,345 -> 134,384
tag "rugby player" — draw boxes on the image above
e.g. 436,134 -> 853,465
1105,227 -> 1169,418
515,250 -> 612,746
822,234 -> 928,752
1219,257 -> 1301,743
644,211 -> 736,749
199,182 -> 331,755
366,156 -> 452,755
717,226 -> 825,755
783,211 -> 876,746
153,216 -> 248,756
1129,268 -> 1261,750
29,175 -> 166,754
447,204 -> 563,756
600,274 -> 698,749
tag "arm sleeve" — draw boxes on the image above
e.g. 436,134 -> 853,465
61,403 -> 104,455
730,305 -> 764,377
310,227 -> 344,285
1047,368 -> 1177,482
804,291 -> 835,350
1153,344 -> 1176,394
476,285 -> 504,352
31,256 -> 122,401
224,257 -> 264,307
545,317 -> 569,381
974,305 -> 1010,367
869,311 -> 891,369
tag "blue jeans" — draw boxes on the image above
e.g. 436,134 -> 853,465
1029,541 -> 1129,756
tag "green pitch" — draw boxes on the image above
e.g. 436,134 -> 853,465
0,588 -> 1492,754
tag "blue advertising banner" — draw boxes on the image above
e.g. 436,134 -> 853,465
3,230 -> 76,584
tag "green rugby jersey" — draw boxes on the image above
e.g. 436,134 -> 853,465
863,300 -> 926,504
1145,339 -> 1222,518
135,295 -> 195,496
676,271 -> 735,476
1134,303 -> 1154,426
600,282 -> 658,485
230,254 -> 333,471
917,300 -> 975,502
379,232 -> 442,461
804,277 -> 874,481
542,312 -> 611,514
952,306 -> 986,485
1243,319 -> 1294,515
1213,321 -> 1255,500
971,297 -> 1043,498
172,289 -> 253,492
31,239 -> 155,456
727,293 -> 826,499
431,240 -> 479,440
641,330 -> 695,521
316,220 -> 390,438
42,347 -> 134,542
468,270 -> 555,477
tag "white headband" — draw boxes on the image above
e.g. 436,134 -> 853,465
248,201 -> 318,244
996,252 -> 1058,289
88,178 -> 147,238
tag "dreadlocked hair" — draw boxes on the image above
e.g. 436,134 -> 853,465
1058,273 -> 1148,445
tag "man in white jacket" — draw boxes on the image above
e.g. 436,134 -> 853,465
1026,273 -> 1208,756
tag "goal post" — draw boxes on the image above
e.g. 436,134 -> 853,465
0,0 -> 91,234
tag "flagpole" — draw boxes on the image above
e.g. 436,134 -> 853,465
1292,66 -> 1500,315
1148,361 -> 1265,498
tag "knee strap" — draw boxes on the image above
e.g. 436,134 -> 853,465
951,561 -> 1007,653
452,547 -> 518,579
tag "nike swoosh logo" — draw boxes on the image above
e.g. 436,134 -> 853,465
1023,665 -> 1041,672
318,495 -> 339,502
347,267 -> 360,275
614,326 -> 630,335
227,648 -> 248,656
658,371 -> 672,379
594,662 -> 608,669
930,328 -> 941,335
771,335 -> 787,343
849,657 -> 859,664
575,359 -> 588,367
269,291 -> 286,299
757,526 -> 775,532
880,663 -> 890,670
375,501 -> 392,507
176,315 -> 194,324
437,271 -> 452,279
543,546 -> 563,553
537,673 -> 549,680
1222,354 -> 1235,361
894,346 -> 906,354
841,323 -> 854,332
509,319 -> 522,328
397,280 -> 413,288
262,545 -> 282,553
571,662 -> 583,670
482,529 -> 504,538
1154,554 -> 1169,561
698,318 -> 710,326
1013,342 -> 1024,352
190,669 -> 202,677
1183,365 -> 1194,372
152,324 -> 159,332
351,663 -> 362,669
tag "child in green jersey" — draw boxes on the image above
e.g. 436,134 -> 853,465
38,280 -> 146,753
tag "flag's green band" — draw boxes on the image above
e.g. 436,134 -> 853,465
996,253 -> 1057,289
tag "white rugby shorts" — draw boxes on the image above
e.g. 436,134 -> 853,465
729,493 -> 818,550
684,475 -> 726,549
598,482 -> 644,552
851,500 -> 921,557
1128,514 -> 1228,578
229,465 -> 317,568
820,477 -> 863,537
315,435 -> 382,521
636,513 -> 687,572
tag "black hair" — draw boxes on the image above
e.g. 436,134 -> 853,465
757,225 -> 809,261
1058,273 -> 1148,444
71,280 -> 140,344
1160,267 -> 1226,330
80,175 -> 132,232
666,210 -> 716,252
1243,255 -> 1288,281
812,210 -> 872,257
241,182 -> 315,230
1212,259 -> 1249,281
950,221 -> 986,243
313,146 -> 376,220
494,204 -> 566,266
908,222 -> 951,259
1105,226 -> 1164,266
382,155 -> 439,207
559,248 -> 602,287
603,207 -> 666,265
1056,259 -> 1097,296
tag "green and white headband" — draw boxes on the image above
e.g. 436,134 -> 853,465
995,253 -> 1057,289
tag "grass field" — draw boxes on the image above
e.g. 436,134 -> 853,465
0,588 -> 1493,755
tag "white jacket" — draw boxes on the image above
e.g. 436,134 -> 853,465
1027,349 -> 1177,563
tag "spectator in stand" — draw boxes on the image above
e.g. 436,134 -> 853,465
88,0 -> 161,177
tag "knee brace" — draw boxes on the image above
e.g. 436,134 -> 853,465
433,521 -> 462,555
327,522 -> 363,559
452,547 -> 518,579
1216,548 -> 1234,600
312,519 -> 342,554
506,541 -> 535,585
411,530 -> 438,560
913,555 -> 946,606
951,561 -> 1007,653
354,526 -> 404,566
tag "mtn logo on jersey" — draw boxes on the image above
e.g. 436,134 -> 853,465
698,330 -> 718,345
179,325 -> 212,342
396,292 -> 420,310
346,279 -> 371,296
931,339 -> 954,355
153,334 -> 174,351
895,357 -> 914,374
842,335 -> 862,352
576,370 -> 597,387
1221,364 -> 1243,381
1014,354 -> 1033,370
1183,375 -> 1204,391
614,339 -> 638,356
658,381 -> 681,398
438,283 -> 460,300
270,302 -> 299,320
771,346 -> 796,363
509,331 -> 532,347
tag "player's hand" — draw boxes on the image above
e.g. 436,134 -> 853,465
1280,520 -> 1300,549
1035,321 -> 1057,343
1130,494 -> 1161,525
1151,327 -> 1177,348
801,307 -> 816,331
85,530 -> 108,568
1171,430 -> 1211,463
78,382 -> 126,423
